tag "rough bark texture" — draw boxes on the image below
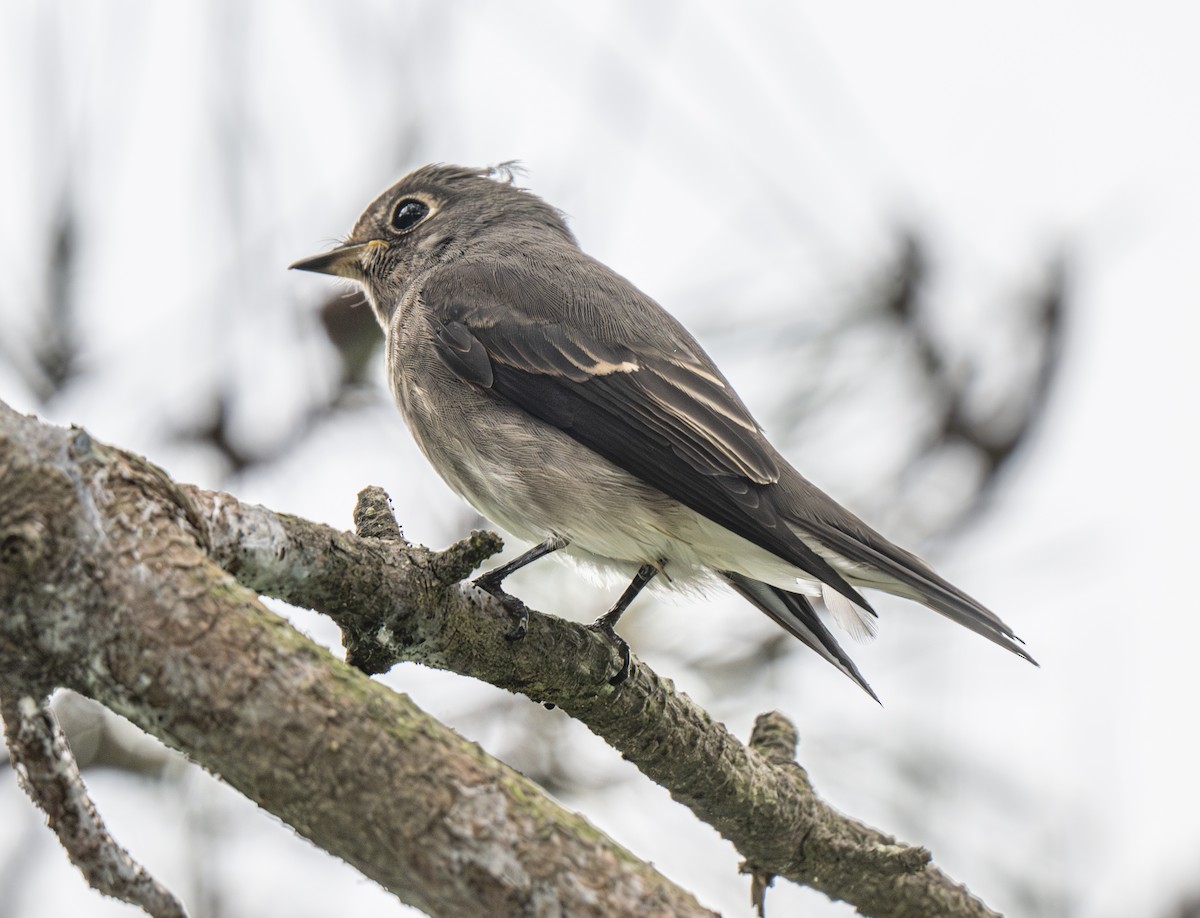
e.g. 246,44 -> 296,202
0,399 -> 1002,918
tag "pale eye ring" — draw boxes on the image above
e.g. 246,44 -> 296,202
391,198 -> 430,232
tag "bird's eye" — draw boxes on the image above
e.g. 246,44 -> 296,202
391,198 -> 430,232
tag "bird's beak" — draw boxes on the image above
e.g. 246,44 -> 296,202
289,240 -> 388,279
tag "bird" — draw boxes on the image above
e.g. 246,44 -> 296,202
291,163 -> 1035,700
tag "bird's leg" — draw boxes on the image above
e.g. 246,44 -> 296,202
589,560 -> 663,686
474,535 -> 568,641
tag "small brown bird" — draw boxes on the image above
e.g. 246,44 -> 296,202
292,164 -> 1035,699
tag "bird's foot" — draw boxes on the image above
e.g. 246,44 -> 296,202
471,535 -> 569,641
473,573 -> 530,641
588,616 -> 633,686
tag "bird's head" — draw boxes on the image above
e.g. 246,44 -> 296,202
290,163 -> 575,325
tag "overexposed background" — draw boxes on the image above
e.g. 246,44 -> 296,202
2,2 -> 1198,916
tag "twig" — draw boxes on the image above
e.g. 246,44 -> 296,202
0,690 -> 188,918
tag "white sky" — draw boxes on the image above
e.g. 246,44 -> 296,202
2,2 -> 1199,915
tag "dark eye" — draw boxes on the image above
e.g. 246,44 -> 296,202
391,198 -> 430,232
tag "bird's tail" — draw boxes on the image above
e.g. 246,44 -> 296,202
791,516 -> 1038,666
721,571 -> 880,703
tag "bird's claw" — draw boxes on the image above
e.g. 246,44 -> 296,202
589,618 -> 633,686
503,608 -> 529,642
473,574 -> 530,642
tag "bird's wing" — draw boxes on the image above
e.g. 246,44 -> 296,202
422,255 -> 873,611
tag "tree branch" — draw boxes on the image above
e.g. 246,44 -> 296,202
186,489 -> 994,918
0,399 -> 1001,917
0,400 -> 713,918
0,690 -> 188,918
